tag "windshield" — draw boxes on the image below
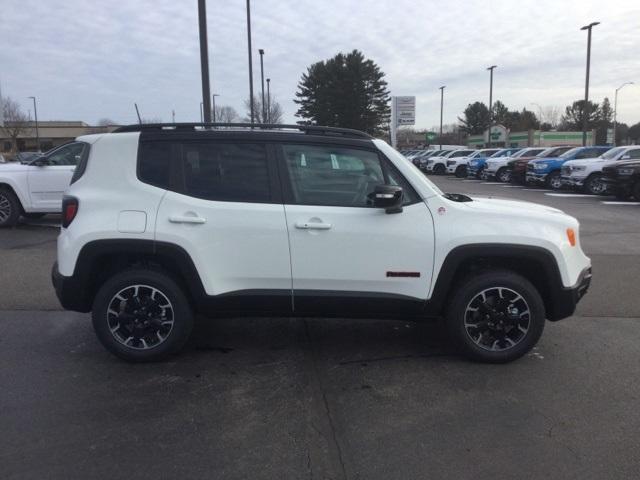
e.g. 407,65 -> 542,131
559,147 -> 582,159
448,150 -> 473,158
600,147 -> 627,160
490,149 -> 513,158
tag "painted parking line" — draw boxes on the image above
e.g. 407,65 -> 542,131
501,185 -> 523,188
601,201 -> 640,205
521,188 -> 551,192
545,193 -> 593,197
462,179 -> 481,182
482,182 -> 504,185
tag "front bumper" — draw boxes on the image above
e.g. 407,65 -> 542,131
52,262 -> 92,312
601,176 -> 634,196
548,266 -> 592,321
560,175 -> 586,187
526,172 -> 548,184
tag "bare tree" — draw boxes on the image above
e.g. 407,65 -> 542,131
0,97 -> 31,152
244,95 -> 284,124
541,106 -> 561,128
97,118 -> 117,126
214,105 -> 240,123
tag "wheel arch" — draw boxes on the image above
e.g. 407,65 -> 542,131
0,181 -> 27,213
427,244 -> 570,321
60,239 -> 206,312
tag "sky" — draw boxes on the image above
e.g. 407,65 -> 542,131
1,0 -> 639,129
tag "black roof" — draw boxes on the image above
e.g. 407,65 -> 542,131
114,122 -> 372,140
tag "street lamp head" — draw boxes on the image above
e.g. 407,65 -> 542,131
258,48 -> 264,55
487,65 -> 497,71
267,78 -> 270,82
439,85 -> 446,90
581,21 -> 600,30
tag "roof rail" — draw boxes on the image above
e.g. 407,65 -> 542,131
113,122 -> 372,139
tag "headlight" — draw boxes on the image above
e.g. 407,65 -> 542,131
617,168 -> 634,175
470,160 -> 478,166
533,162 -> 549,171
572,166 -> 586,172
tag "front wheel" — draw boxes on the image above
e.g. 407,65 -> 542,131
445,270 -> 546,363
433,164 -> 446,175
496,167 -> 511,183
546,171 -> 562,190
583,174 -> 607,195
455,165 -> 467,178
92,268 -> 194,362
0,188 -> 21,228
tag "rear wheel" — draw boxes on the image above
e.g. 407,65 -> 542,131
496,168 -> 511,183
446,270 -> 546,363
583,174 -> 607,195
0,188 -> 20,228
546,171 -> 562,190
92,268 -> 194,362
433,163 -> 446,175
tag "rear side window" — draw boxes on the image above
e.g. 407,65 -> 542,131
139,141 -> 172,189
181,142 -> 270,203
69,142 -> 91,184
138,140 -> 271,203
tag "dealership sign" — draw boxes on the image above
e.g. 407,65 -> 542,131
485,124 -> 508,144
393,96 -> 415,126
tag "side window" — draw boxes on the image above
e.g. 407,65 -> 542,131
282,144 -> 416,208
181,142 -> 270,203
139,141 -> 172,189
628,150 -> 640,159
47,143 -> 86,166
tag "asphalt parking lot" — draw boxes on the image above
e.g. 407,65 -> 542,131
1,180 -> 639,480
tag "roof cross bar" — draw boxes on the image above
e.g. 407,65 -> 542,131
113,122 -> 372,139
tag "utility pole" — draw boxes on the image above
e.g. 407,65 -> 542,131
246,0 -> 255,124
172,110 -> 176,122
198,0 -> 212,124
439,86 -> 445,150
259,49 -> 266,123
487,65 -> 497,147
580,22 -> 599,146
266,78 -> 271,123
212,94 -> 219,122
28,96 -> 40,151
613,82 -> 633,146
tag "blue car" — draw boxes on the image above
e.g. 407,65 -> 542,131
526,146 -> 611,189
467,147 -> 522,178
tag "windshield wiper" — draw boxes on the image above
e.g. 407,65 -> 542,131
443,193 -> 472,202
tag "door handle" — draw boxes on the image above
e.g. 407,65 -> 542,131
295,221 -> 332,230
169,215 -> 206,224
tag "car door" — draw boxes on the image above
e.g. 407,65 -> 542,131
153,138 -> 293,314
27,142 -> 86,211
278,142 -> 435,316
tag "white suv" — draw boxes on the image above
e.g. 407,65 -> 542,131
425,149 -> 475,174
52,124 -> 592,363
561,146 -> 640,194
0,142 -> 88,227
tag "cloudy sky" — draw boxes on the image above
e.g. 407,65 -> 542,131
1,0 -> 639,129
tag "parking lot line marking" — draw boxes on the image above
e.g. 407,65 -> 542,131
501,185 -> 523,188
521,188 -> 550,191
545,193 -> 593,197
462,180 -> 481,182
601,201 -> 640,205
482,182 -> 504,185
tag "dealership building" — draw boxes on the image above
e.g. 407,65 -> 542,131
467,125 -> 594,148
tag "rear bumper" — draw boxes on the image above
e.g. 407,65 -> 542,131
52,262 -> 92,312
548,266 -> 592,321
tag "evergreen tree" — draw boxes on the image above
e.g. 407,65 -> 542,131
458,102 -> 490,134
294,50 -> 390,135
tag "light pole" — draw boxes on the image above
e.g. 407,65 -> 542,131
212,93 -> 219,122
487,65 -> 497,147
266,78 -> 271,123
28,96 -> 40,151
439,86 -> 445,150
259,49 -> 266,123
613,82 -> 633,146
200,102 -> 203,122
580,21 -> 600,146
246,0 -> 255,124
198,0 -> 212,124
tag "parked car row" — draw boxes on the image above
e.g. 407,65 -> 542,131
411,144 -> 640,201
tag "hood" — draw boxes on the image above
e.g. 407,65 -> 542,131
564,158 -> 607,168
463,196 -> 565,216
0,162 -> 30,172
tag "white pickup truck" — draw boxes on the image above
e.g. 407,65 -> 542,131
0,142 -> 88,227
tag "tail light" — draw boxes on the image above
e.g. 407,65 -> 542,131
62,196 -> 78,228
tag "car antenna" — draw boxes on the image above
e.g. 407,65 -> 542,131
134,103 -> 142,125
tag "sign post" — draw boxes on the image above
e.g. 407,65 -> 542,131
390,96 -> 415,148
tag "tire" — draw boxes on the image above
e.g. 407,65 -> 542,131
476,167 -> 485,179
455,165 -> 467,178
22,212 -> 47,220
433,163 -> 446,175
633,182 -> 640,201
0,188 -> 20,228
91,268 -> 194,362
445,270 -> 546,363
496,167 -> 511,183
546,171 -> 562,190
583,174 -> 607,195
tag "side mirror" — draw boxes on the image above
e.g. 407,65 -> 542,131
370,185 -> 403,214
31,157 -> 48,166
